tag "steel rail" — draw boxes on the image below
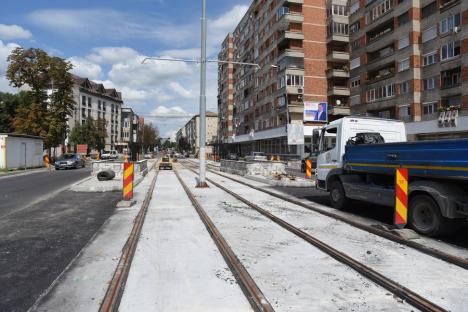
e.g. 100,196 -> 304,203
182,160 -> 468,271
99,168 -> 159,312
174,168 -> 275,312
180,162 -> 448,312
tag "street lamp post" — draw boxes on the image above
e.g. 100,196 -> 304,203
197,0 -> 208,187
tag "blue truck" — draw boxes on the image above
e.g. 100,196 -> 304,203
315,117 -> 468,237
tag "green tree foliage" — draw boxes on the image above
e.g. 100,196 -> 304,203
140,123 -> 160,152
0,91 -> 31,133
177,136 -> 191,153
6,47 -> 75,149
68,118 -> 107,154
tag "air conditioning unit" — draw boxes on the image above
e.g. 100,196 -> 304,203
297,88 -> 304,94
453,26 -> 460,33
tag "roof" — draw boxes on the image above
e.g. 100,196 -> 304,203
72,74 -> 123,102
0,133 -> 44,140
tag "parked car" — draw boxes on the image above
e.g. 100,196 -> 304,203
226,153 -> 239,160
159,156 -> 173,170
245,152 -> 267,161
101,150 -> 119,160
54,153 -> 86,170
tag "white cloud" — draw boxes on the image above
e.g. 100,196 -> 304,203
87,47 -> 139,64
151,105 -> 193,118
0,24 -> 32,40
168,81 -> 195,99
0,40 -> 21,93
68,56 -> 102,80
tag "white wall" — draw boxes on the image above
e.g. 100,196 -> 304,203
0,136 -> 43,169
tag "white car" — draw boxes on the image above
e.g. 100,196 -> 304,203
245,152 -> 267,161
101,150 -> 119,160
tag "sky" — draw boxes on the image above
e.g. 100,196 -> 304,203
0,0 -> 250,138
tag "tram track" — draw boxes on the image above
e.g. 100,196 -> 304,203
179,161 -> 452,312
183,160 -> 468,271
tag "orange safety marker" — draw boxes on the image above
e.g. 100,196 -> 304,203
123,162 -> 134,200
394,168 -> 408,228
305,159 -> 313,179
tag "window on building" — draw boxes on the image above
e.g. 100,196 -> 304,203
367,89 -> 376,102
399,105 -> 411,117
398,36 -> 409,49
82,96 -> 86,106
98,100 -> 101,110
440,13 -> 460,34
370,0 -> 392,22
378,110 -> 391,119
399,81 -> 409,94
87,97 -> 92,107
332,4 -> 347,16
440,41 -> 460,61
421,1 -> 437,19
441,68 -> 461,88
350,1 -> 360,15
423,102 -> 437,115
328,22 -> 348,36
352,40 -> 360,50
423,51 -> 438,66
350,57 -> 361,69
398,12 -> 409,26
422,26 -> 437,43
276,6 -> 289,20
423,76 -> 436,90
398,58 -> 410,72
350,77 -> 361,88
350,22 -> 360,33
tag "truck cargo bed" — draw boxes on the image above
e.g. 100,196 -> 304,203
343,139 -> 468,180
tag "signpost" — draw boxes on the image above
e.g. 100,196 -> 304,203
394,168 -> 408,228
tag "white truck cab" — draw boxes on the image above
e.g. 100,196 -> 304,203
315,117 -> 406,190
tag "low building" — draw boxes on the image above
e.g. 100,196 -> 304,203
0,134 -> 43,170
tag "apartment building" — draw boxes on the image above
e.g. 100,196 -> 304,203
178,112 -> 218,155
349,0 -> 468,139
119,107 -> 142,158
218,0 -> 351,157
69,75 -> 123,150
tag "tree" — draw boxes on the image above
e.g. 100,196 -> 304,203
177,137 -> 191,153
0,91 -> 31,133
140,123 -> 159,152
6,47 -> 75,151
68,118 -> 107,154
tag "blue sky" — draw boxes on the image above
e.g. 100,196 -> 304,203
0,0 -> 249,138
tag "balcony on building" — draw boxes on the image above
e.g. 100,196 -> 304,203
276,6 -> 304,31
366,19 -> 394,45
277,54 -> 304,71
279,30 -> 305,44
328,85 -> 350,96
327,42 -> 349,62
277,49 -> 305,64
326,66 -> 350,79
366,62 -> 395,84
326,20 -> 349,43
367,43 -> 394,65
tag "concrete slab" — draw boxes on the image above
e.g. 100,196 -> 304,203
178,168 -> 414,312
31,170 -> 156,312
201,169 -> 468,312
119,170 -> 252,312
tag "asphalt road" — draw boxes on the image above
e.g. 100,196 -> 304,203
0,167 -> 91,218
0,168 -> 122,312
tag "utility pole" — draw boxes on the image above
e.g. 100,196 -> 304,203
197,0 -> 208,187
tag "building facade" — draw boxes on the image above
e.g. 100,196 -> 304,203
217,0 -> 350,157
69,75 -> 123,151
349,0 -> 468,139
178,112 -> 218,155
119,107 -> 142,158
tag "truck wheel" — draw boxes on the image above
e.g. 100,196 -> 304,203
329,180 -> 349,210
409,195 -> 454,237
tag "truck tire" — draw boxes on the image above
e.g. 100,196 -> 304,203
409,195 -> 454,237
329,180 -> 349,210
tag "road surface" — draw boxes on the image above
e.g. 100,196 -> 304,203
0,168 -> 122,312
